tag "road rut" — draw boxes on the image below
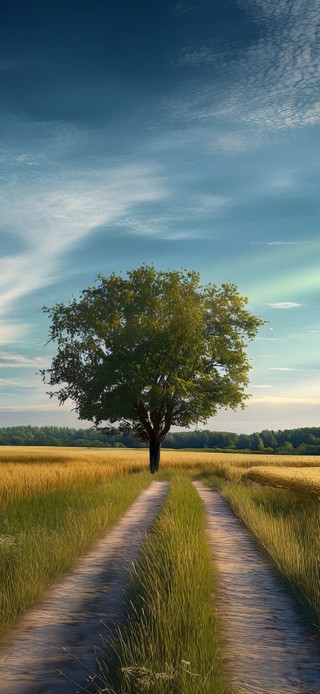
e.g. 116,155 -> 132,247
194,481 -> 320,694
0,480 -> 169,694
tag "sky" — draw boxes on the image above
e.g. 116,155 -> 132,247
1,0 -> 320,434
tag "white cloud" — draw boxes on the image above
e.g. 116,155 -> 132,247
266,302 -> 302,309
250,240 -> 307,246
250,384 -> 272,388
0,323 -> 31,345
235,0 -> 320,131
0,162 -> 167,315
115,215 -> 200,240
0,403 -> 63,411
170,0 -> 320,136
0,352 -> 47,368
251,396 -> 320,404
114,193 -> 229,240
0,376 -> 40,389
269,367 -> 300,371
267,241 -> 307,246
267,174 -> 297,190
196,194 -> 230,213
257,337 -> 282,341
214,131 -> 264,154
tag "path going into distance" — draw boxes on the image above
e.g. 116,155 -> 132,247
194,481 -> 320,694
0,480 -> 169,694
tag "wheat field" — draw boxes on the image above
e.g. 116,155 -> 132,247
2,446 -> 320,503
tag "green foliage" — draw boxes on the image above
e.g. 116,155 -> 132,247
42,265 -> 264,468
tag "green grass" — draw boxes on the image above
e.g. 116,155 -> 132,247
0,473 -> 150,637
202,473 -> 320,628
99,476 -> 229,694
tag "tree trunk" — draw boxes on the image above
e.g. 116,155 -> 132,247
149,434 -> 161,474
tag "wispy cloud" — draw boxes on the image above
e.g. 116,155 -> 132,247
115,214 -> 202,240
257,337 -> 282,341
268,175 -> 295,190
269,367 -> 300,371
0,160 -> 167,315
0,403 -> 65,411
0,376 -> 40,389
251,396 -> 320,404
250,240 -> 308,246
230,0 -> 320,131
213,131 -> 264,154
175,47 -> 221,66
0,352 -> 47,368
0,323 -> 31,346
250,384 -> 272,388
266,302 -> 302,309
196,194 -> 230,213
172,1 -> 207,16
114,193 -> 230,240
170,0 -> 320,136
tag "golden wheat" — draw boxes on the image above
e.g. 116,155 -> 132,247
1,447 -> 320,503
0,447 -> 148,502
244,465 -> 320,495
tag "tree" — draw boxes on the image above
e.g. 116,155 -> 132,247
251,432 -> 265,451
41,265 -> 264,473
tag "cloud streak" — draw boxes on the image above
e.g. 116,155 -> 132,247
0,352 -> 47,368
269,367 -> 301,371
251,240 -> 308,246
0,403 -> 65,411
251,396 -> 320,404
266,302 -> 302,309
0,159 -> 167,316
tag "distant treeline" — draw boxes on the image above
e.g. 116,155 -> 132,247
1,425 -> 320,454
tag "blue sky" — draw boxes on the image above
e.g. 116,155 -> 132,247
1,0 -> 320,433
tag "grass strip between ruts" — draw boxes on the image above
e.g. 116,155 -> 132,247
98,475 -> 229,694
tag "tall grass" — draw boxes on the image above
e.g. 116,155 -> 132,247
99,477 -> 228,694
0,463 -> 150,637
204,476 -> 320,628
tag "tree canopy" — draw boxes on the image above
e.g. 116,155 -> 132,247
42,265 -> 264,472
